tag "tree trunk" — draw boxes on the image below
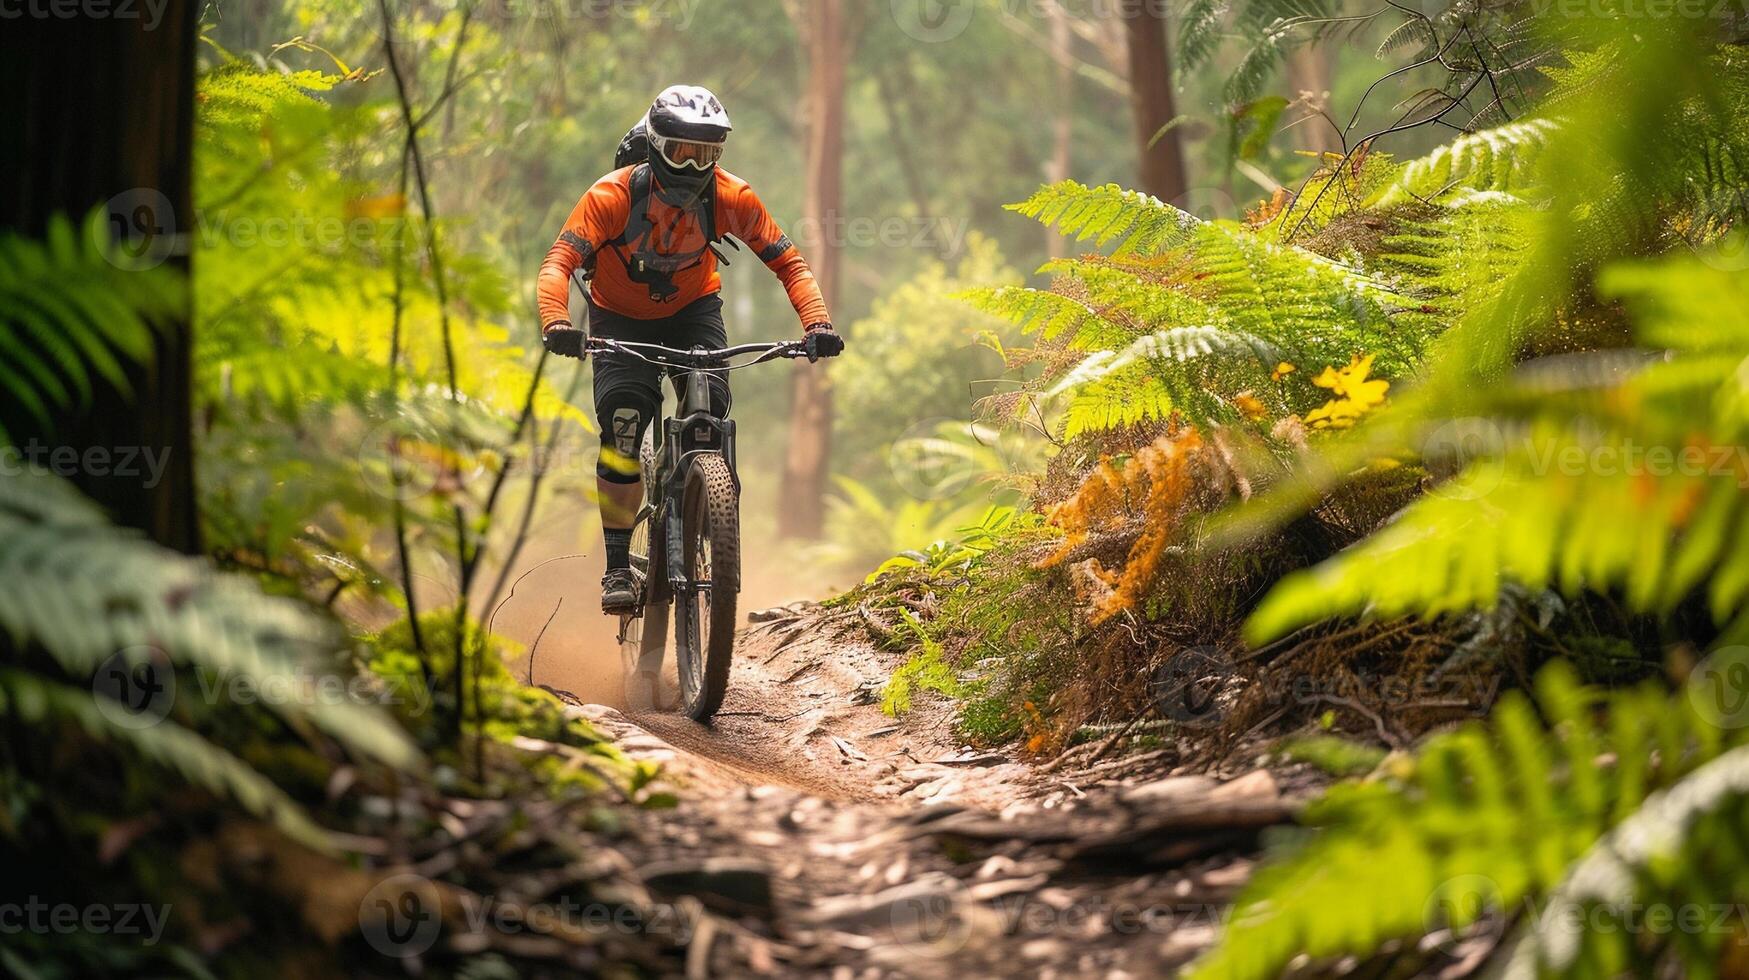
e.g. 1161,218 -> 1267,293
778,0 -> 849,540
0,13 -> 201,553
1048,0 -> 1076,259
1122,0 -> 1188,202
1285,43 -> 1336,154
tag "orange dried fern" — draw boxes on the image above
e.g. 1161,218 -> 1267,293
1038,428 -> 1207,623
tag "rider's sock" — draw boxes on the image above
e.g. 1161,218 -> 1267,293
603,528 -> 633,570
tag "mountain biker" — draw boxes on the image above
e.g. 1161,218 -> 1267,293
537,84 -> 844,613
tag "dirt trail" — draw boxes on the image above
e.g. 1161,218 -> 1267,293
544,610 -> 1311,978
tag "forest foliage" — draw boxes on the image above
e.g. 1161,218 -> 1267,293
6,0 -> 1749,976
843,8 -> 1749,978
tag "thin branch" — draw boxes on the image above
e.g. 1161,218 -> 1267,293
380,0 -> 472,744
386,135 -> 432,682
526,599 -> 562,686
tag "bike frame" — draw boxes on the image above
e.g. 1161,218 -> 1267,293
584,337 -> 806,610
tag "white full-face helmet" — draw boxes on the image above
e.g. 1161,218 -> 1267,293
644,84 -> 732,203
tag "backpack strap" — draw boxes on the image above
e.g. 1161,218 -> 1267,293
605,163 -> 655,251
605,162 -> 720,252
607,164 -> 727,269
603,164 -> 735,301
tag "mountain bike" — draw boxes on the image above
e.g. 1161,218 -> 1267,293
584,336 -> 810,721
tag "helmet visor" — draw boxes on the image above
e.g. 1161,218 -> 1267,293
653,133 -> 724,171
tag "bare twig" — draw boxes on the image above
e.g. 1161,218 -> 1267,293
526,599 -> 563,686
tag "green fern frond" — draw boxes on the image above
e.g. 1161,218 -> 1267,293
1186,662 -> 1743,980
1059,364 -> 1179,441
1225,35 -> 1289,106
0,212 -> 183,443
1247,250 -> 1749,644
0,669 -> 330,851
1177,0 -> 1344,103
991,180 -> 1434,435
1177,0 -> 1228,72
1368,118 -> 1560,209
1375,196 -> 1536,324
1008,181 -> 1202,257
1036,256 -> 1232,346
1501,743 -> 1749,978
1375,17 -> 1435,58
0,469 -> 418,771
1052,325 -> 1282,382
1044,326 -> 1283,435
957,284 -> 1117,343
194,61 -> 336,140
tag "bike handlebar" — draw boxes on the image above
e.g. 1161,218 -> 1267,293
582,337 -> 809,370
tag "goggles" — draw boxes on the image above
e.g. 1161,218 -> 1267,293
651,132 -> 725,171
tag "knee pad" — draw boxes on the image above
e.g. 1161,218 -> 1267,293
596,386 -> 658,484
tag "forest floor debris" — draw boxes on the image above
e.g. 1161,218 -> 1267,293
547,610 -> 1345,977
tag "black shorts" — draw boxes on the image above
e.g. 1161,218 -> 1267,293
589,292 -> 732,483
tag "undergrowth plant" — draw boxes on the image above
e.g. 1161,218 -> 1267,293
1187,661 -> 1749,979
193,55 -> 592,603
837,26 -> 1749,979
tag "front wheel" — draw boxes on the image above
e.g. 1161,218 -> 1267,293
673,454 -> 740,721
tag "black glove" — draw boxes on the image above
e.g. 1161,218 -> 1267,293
542,322 -> 585,359
804,323 -> 844,363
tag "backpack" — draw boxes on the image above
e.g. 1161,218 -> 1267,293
613,122 -> 649,170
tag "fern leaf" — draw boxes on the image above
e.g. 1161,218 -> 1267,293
1501,743 -> 1749,978
1008,181 -> 1202,257
0,470 -> 419,772
1376,17 -> 1434,59
1247,250 -> 1749,644
957,285 -> 1116,342
0,212 -> 183,444
1368,118 -> 1560,209
1060,365 -> 1179,441
0,669 -> 331,852
1187,664 -> 1741,980
1045,326 -> 1280,401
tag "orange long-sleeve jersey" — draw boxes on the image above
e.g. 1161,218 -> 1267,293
537,166 -> 830,329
